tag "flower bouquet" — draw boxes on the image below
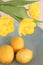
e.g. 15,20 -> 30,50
0,0 -> 43,36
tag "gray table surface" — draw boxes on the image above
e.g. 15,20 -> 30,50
0,21 -> 43,65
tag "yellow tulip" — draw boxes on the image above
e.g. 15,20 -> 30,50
0,16 -> 14,36
28,2 -> 40,20
18,18 -> 36,36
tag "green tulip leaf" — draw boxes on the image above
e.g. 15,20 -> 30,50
34,19 -> 43,24
1,6 -> 29,18
0,0 -> 38,6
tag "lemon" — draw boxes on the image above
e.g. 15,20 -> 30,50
16,48 -> 33,64
0,45 -> 14,64
10,36 -> 24,52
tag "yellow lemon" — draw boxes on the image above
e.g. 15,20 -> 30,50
28,2 -> 39,20
16,48 -> 33,64
10,36 -> 24,52
0,45 -> 14,64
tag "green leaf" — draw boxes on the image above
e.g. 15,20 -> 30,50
12,0 -> 38,1
0,0 -> 3,2
14,15 -> 23,22
34,20 -> 43,24
1,6 -> 29,18
0,0 -> 38,6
